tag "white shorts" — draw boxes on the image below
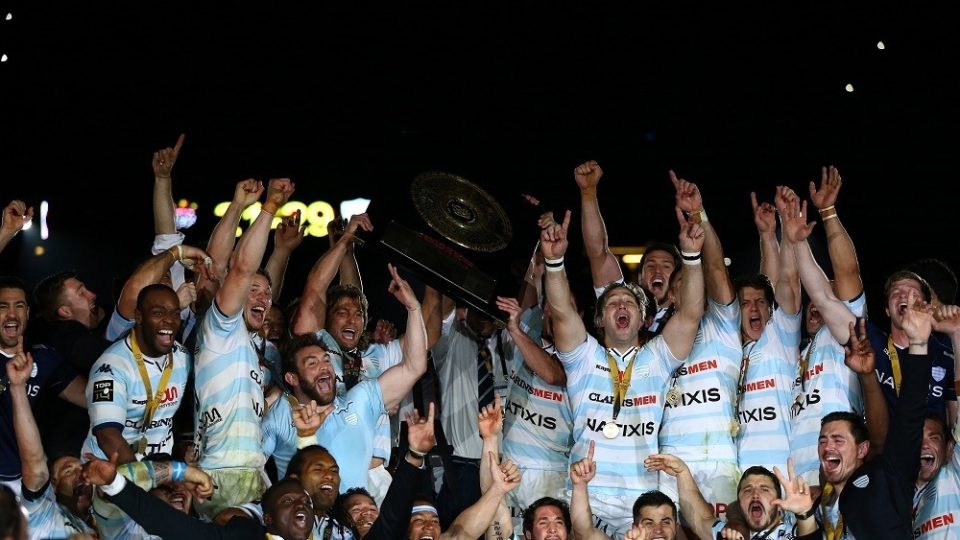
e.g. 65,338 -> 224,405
367,463 -> 393,508
658,460 -> 739,521
507,468 -> 567,533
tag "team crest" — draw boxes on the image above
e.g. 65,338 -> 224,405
345,413 -> 359,425
852,475 -> 869,488
932,366 -> 946,382
31,360 -> 39,378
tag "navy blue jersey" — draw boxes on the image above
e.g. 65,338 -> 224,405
868,320 -> 956,421
1,345 -> 76,480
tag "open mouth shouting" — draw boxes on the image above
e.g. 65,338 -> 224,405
314,371 -> 334,397
249,304 -> 267,326
157,328 -> 175,349
748,314 -> 763,332
822,452 -> 842,476
338,326 -> 359,348
748,501 -> 765,523
168,491 -> 187,512
293,508 -> 310,530
649,277 -> 665,296
615,309 -> 631,330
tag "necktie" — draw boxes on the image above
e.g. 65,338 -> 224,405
477,337 -> 494,411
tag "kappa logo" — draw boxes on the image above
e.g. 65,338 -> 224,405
345,413 -> 359,425
852,475 -> 869,488
95,364 -> 114,375
932,366 -> 947,382
93,380 -> 114,403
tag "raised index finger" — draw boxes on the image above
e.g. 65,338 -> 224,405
587,439 -> 595,461
173,133 -> 185,156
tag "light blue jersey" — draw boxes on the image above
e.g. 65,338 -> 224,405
22,481 -> 96,540
502,307 -> 574,472
315,329 -> 401,460
660,300 -> 742,464
262,394 -> 300,478
82,335 -> 190,460
559,334 -> 681,496
105,307 -> 136,342
311,379 -> 385,492
737,307 -> 801,475
790,295 -> 866,485
712,513 -> 799,538
912,416 -> 960,539
194,303 -> 266,470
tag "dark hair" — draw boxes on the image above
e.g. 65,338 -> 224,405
281,333 -> 331,378
0,275 -> 28,296
738,466 -> 782,499
883,270 -> 932,304
47,451 -> 81,477
0,484 -> 24,539
262,477 -> 306,514
522,497 -> 572,536
34,270 -> 77,321
639,243 -> 682,272
924,412 -> 954,445
632,490 -> 677,523
735,274 -> 775,309
338,487 -> 375,506
907,259 -> 957,305
286,444 -> 334,479
821,411 -> 869,444
136,283 -> 178,311
594,282 -> 650,336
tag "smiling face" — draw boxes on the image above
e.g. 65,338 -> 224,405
599,286 -> 644,348
0,286 -> 29,352
919,417 -> 954,484
804,302 -> 823,336
524,505 -> 568,540
297,448 -> 341,512
818,419 -> 869,488
135,287 -> 182,357
58,277 -> 103,329
51,456 -> 92,516
244,273 -> 273,332
738,286 -> 771,342
150,482 -> 193,514
408,502 -> 441,540
635,504 -> 677,540
641,250 -> 676,304
261,305 -> 286,343
737,474 -> 780,532
344,492 -> 379,538
326,296 -> 365,351
264,482 -> 315,540
289,344 -> 337,405
885,277 -> 926,331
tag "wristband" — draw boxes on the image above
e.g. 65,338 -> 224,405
260,207 -> 276,217
794,503 -> 817,520
408,448 -> 429,458
817,205 -> 835,214
101,472 -> 128,496
544,257 -> 564,266
680,251 -> 701,259
686,208 -> 708,224
682,258 -> 702,266
171,461 -> 186,482
822,213 -> 838,221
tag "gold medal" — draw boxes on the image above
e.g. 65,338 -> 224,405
730,419 -> 740,437
137,436 -> 148,455
666,386 -> 682,407
602,420 -> 620,439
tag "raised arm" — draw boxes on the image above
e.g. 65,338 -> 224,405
0,199 -> 33,254
575,161 -> 624,290
751,192 -> 779,284
843,319 -> 888,457
477,397 -> 514,540
265,210 -> 306,303
541,211 -> 587,352
215,179 -> 293,316
291,213 -> 372,335
152,134 -> 184,236
772,187 -> 801,315
329,217 -> 363,289
441,453 -> 521,540
7,339 -> 48,491
809,166 -> 862,301
376,264 -> 427,410
672,171 -> 735,304
781,200 -> 854,343
206,179 -> 264,281
644,454 -> 716,540
495,296 -> 565,385
116,245 -> 211,320
660,207 -> 706,360
569,441 -> 610,540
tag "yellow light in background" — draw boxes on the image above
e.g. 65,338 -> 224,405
621,254 -> 645,264
34,246 -> 45,256
214,199 -> 336,237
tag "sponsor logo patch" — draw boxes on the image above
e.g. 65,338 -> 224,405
93,380 -> 114,402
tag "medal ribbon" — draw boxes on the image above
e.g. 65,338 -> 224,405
820,484 -> 845,540
888,335 -> 903,396
130,331 -> 175,449
605,348 -> 637,421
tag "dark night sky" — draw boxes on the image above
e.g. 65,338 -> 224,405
1,2 -> 957,321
